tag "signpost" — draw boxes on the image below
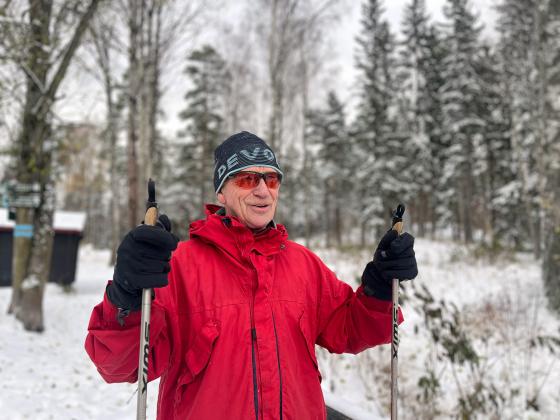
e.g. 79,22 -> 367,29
0,183 -> 9,209
0,180 -> 41,223
0,181 -> 41,209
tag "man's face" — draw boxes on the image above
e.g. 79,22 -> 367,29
217,166 -> 280,230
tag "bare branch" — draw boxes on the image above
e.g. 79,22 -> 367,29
40,0 -> 102,116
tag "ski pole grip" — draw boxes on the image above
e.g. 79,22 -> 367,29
144,207 -> 158,226
137,178 -> 158,420
393,220 -> 403,235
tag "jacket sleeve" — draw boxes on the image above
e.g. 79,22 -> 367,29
314,264 -> 403,355
84,282 -> 172,384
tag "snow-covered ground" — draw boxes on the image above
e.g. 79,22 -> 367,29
314,240 -> 560,419
0,247 -> 158,420
0,239 -> 559,419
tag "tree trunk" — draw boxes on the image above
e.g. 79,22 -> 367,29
90,14 -> 122,263
9,0 -> 99,331
463,137 -> 474,243
300,30 -> 312,247
127,0 -> 142,229
9,0 -> 52,330
334,205 -> 342,247
543,165 -> 560,311
324,179 -> 331,248
147,2 -> 162,182
107,78 -> 121,263
138,0 -> 152,191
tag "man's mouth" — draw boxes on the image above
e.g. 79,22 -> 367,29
250,204 -> 270,210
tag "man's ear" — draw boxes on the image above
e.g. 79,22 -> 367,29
217,191 -> 226,205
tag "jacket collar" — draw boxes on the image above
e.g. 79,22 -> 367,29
213,205 -> 277,230
189,204 -> 287,258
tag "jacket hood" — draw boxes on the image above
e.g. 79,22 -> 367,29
189,204 -> 288,258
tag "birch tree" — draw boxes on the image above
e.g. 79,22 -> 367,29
86,5 -> 127,262
123,0 -> 202,227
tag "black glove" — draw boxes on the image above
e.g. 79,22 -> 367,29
362,229 -> 418,300
107,214 -> 179,310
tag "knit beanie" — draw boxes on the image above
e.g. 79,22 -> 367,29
213,131 -> 283,192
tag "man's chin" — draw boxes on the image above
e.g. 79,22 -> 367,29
246,217 -> 273,232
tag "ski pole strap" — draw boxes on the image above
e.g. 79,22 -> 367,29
146,179 -> 157,210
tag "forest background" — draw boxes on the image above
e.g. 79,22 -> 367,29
1,0 -> 560,418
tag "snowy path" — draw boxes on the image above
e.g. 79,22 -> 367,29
0,247 -> 159,420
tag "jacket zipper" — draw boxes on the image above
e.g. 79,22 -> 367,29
250,275 -> 259,420
271,311 -> 283,420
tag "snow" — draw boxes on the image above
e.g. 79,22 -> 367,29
0,239 -> 559,419
53,211 -> 86,232
0,208 -> 14,227
0,246 -> 159,420
314,240 -> 560,419
0,209 -> 86,232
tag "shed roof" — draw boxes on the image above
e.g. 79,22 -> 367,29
0,209 -> 86,232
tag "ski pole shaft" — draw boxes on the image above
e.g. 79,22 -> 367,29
391,277 -> 399,420
390,204 -> 405,420
137,179 -> 158,420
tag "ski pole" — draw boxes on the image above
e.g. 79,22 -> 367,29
390,204 -> 405,420
137,178 -> 158,420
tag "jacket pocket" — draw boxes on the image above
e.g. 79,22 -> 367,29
174,319 -> 221,407
298,312 -> 322,383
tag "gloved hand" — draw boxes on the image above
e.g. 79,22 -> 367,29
362,229 -> 418,300
107,214 -> 179,310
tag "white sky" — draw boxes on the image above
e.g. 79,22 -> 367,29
51,0 -> 499,140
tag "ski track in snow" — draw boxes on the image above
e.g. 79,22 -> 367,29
0,239 -> 559,419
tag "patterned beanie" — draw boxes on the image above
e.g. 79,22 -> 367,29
213,131 -> 283,192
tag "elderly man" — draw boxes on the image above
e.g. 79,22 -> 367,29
85,131 -> 417,420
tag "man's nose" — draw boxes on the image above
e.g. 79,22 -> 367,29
252,178 -> 270,196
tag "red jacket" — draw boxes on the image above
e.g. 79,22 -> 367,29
85,205 -> 402,420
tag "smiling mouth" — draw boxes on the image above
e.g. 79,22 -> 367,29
251,204 -> 270,209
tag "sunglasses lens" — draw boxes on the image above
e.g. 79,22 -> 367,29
264,173 -> 281,189
234,173 -> 261,189
231,172 -> 282,189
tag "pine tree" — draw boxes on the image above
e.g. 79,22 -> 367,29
174,45 -> 231,222
539,0 -> 560,311
423,25 -> 449,237
399,0 -> 438,236
473,44 -> 519,248
354,0 -> 400,244
496,0 -> 543,254
306,92 -> 352,247
438,0 -> 484,242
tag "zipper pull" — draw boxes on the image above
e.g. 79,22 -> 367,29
251,328 -> 257,341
